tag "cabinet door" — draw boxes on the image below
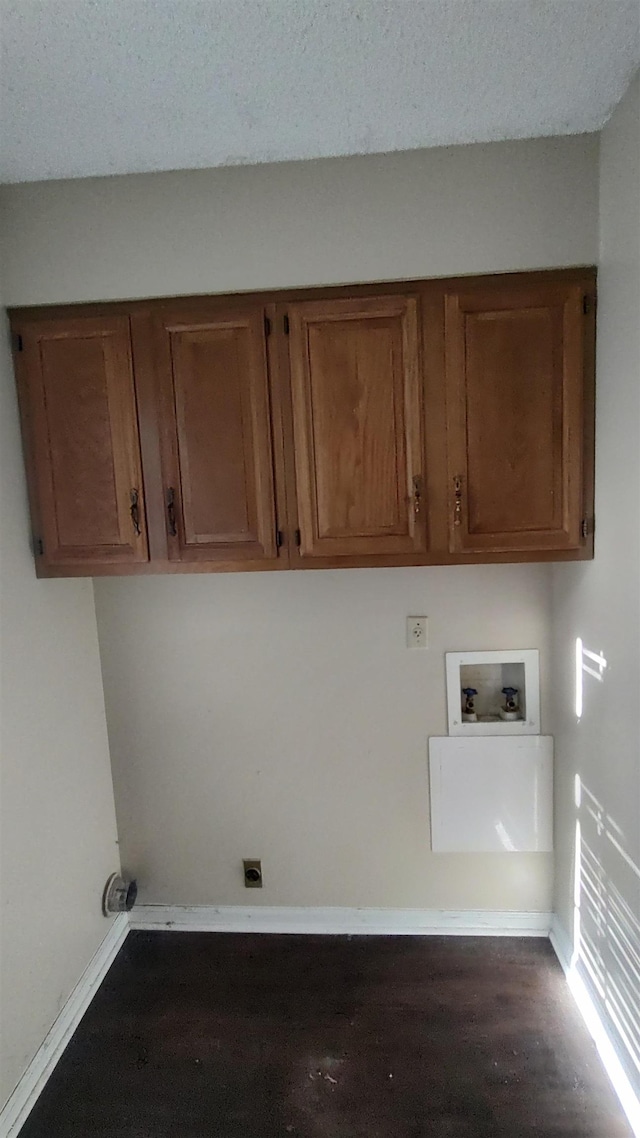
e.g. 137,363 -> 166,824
16,314 -> 148,569
444,280 -> 587,554
152,305 -> 277,563
287,295 -> 426,560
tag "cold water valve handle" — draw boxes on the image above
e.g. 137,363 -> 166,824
461,686 -> 478,723
461,687 -> 477,715
499,687 -> 522,722
502,687 -> 519,714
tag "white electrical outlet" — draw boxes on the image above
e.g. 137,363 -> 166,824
406,616 -> 428,649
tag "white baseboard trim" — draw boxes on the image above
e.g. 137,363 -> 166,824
130,904 -> 552,937
0,914 -> 129,1138
550,915 -> 640,1138
548,913 -> 574,973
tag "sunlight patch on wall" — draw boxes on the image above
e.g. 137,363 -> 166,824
575,637 -> 608,719
569,776 -> 640,1135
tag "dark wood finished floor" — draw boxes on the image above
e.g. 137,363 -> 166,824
20,932 -> 631,1138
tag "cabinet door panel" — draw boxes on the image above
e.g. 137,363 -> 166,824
154,306 -> 277,562
18,315 -> 147,567
445,282 -> 585,553
288,295 -> 426,559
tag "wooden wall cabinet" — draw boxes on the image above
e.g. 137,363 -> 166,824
138,303 -> 278,565
14,314 -> 148,570
10,268 -> 595,577
286,295 -> 427,561
444,279 -> 591,556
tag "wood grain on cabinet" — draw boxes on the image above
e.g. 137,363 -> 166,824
14,314 -> 148,569
148,304 -> 278,563
286,295 -> 427,560
444,279 -> 590,554
10,268 -> 595,577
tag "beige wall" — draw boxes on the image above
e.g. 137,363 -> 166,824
0,290 -> 120,1107
95,566 -> 552,909
0,134 -> 597,306
0,133 -> 600,918
551,74 -> 640,1090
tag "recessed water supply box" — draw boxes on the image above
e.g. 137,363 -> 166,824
445,649 -> 540,736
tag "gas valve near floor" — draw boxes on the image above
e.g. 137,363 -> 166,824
102,872 -> 138,916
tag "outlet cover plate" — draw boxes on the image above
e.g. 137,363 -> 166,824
407,616 -> 428,649
243,859 -> 263,887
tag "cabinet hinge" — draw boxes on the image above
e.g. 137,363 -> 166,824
582,295 -> 592,316
264,315 -> 272,337
33,535 -> 44,556
13,332 -> 23,353
283,314 -> 290,335
294,528 -> 301,547
276,529 -> 284,548
581,517 -> 593,539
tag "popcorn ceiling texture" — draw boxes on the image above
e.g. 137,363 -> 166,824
0,0 -> 638,184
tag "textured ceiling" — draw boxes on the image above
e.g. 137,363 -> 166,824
1,0 -> 638,184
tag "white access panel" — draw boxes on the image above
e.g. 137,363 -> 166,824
428,736 -> 553,853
